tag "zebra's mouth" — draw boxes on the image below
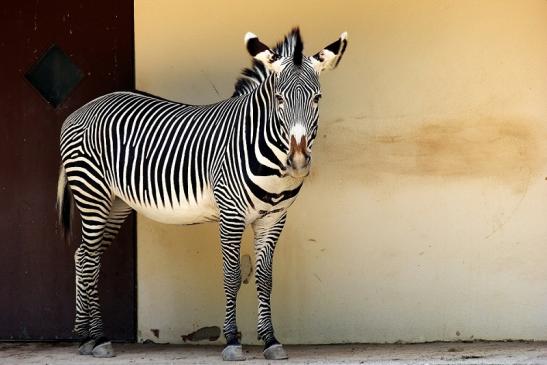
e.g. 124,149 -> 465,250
285,153 -> 311,179
284,165 -> 311,179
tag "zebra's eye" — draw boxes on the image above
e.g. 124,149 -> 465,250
312,94 -> 322,104
275,94 -> 284,106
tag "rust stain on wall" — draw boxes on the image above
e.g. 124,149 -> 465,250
319,117 -> 545,187
412,119 -> 539,178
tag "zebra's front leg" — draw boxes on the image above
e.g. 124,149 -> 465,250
252,212 -> 288,360
219,216 -> 246,361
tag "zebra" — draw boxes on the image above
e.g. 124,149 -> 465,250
56,28 -> 347,360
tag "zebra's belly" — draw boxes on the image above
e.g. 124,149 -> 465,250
117,189 -> 220,225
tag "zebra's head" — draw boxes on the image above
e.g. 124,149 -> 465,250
241,28 -> 348,178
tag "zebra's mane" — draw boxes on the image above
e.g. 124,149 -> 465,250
232,28 -> 304,97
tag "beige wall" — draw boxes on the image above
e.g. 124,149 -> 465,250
135,0 -> 547,344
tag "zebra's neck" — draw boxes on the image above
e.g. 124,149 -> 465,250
223,74 -> 303,213
242,74 -> 287,177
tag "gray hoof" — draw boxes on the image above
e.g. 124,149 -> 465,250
222,345 -> 245,361
78,339 -> 95,355
264,344 -> 288,360
92,341 -> 116,358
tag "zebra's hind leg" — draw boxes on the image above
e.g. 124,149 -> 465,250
219,215 -> 246,361
90,198 -> 133,358
69,164 -> 130,358
252,213 -> 288,360
70,178 -> 113,355
74,244 -> 92,354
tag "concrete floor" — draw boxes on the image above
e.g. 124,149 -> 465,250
1,341 -> 546,364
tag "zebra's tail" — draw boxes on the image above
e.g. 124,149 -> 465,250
56,165 -> 72,239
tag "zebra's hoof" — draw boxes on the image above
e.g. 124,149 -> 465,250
92,341 -> 116,358
222,345 -> 245,361
263,344 -> 288,360
78,338 -> 95,355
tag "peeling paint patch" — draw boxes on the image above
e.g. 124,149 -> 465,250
181,326 -> 221,342
241,254 -> 252,284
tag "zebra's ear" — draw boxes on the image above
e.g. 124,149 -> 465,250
311,32 -> 348,73
245,32 -> 282,73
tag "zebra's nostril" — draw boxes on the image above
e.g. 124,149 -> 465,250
287,158 -> 292,167
305,155 -> 311,164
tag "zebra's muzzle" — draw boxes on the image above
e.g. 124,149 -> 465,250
287,135 -> 311,178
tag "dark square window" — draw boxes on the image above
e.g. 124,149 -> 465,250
25,44 -> 84,108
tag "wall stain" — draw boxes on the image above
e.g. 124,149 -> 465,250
318,117 -> 545,190
313,273 -> 322,283
240,254 -> 252,284
181,326 -> 221,342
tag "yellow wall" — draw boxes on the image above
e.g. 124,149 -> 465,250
135,0 -> 547,344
